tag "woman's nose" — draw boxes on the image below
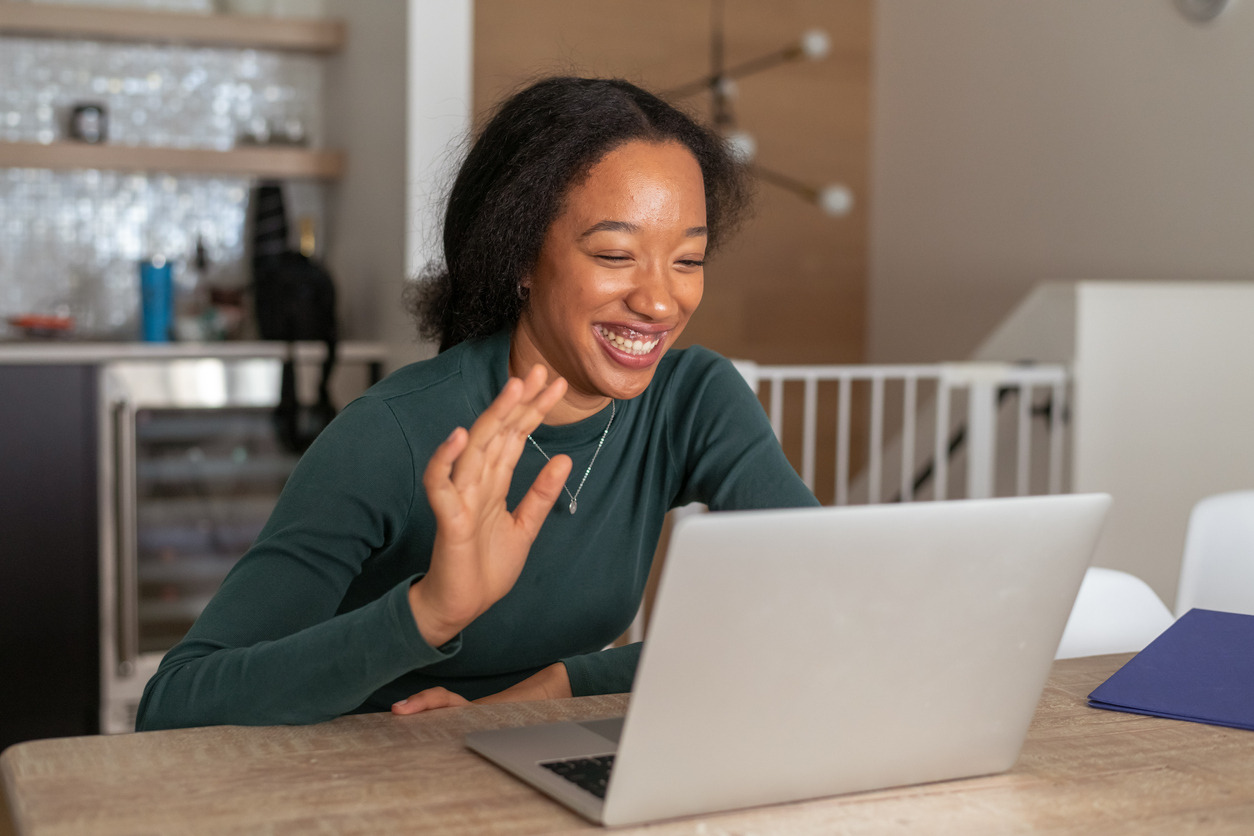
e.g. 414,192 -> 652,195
624,262 -> 678,320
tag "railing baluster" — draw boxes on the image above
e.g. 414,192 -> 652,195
836,375 -> 851,505
746,363 -> 1065,506
965,380 -> 997,500
934,380 -> 949,501
1049,380 -> 1065,494
901,375 -> 917,502
769,374 -> 784,442
1016,383 -> 1032,496
868,374 -> 884,503
802,375 -> 818,491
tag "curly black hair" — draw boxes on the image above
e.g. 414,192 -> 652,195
408,76 -> 752,352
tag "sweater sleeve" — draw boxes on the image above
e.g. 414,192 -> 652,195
136,396 -> 460,730
561,643 -> 642,697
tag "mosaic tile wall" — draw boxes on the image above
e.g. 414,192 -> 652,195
0,33 -> 326,339
0,169 -> 324,337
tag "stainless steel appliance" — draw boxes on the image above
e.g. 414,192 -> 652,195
98,350 -> 382,733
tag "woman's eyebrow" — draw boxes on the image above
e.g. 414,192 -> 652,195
578,220 -> 709,238
579,220 -> 639,238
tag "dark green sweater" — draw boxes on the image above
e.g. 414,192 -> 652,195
137,331 -> 817,730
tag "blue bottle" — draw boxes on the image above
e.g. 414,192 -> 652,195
139,255 -> 173,342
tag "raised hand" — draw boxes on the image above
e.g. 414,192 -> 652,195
407,365 -> 572,648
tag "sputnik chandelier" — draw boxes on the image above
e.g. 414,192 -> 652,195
667,0 -> 853,217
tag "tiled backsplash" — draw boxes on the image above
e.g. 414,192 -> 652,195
0,169 -> 324,338
0,30 -> 326,339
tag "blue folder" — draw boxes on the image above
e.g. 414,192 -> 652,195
1088,608 -> 1254,732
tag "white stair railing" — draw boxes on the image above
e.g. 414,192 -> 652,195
740,361 -> 1069,503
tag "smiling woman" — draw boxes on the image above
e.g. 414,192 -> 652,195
135,78 -> 818,732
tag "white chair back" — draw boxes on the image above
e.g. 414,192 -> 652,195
1055,567 -> 1174,659
1176,490 -> 1254,617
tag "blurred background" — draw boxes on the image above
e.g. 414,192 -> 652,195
7,0 -> 1254,807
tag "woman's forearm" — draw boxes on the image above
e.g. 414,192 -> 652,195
137,577 -> 458,730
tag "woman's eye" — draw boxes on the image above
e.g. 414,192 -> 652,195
677,259 -> 705,268
597,255 -> 630,262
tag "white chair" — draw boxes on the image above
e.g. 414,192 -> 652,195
1055,567 -> 1174,659
1176,490 -> 1254,617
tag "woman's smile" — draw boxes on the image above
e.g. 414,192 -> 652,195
594,322 -> 669,366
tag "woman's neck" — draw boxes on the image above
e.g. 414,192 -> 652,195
508,327 -> 611,426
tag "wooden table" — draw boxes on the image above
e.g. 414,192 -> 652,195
4,654 -> 1254,835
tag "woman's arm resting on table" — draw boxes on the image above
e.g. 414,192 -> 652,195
392,637 -> 642,713
391,662 -> 572,714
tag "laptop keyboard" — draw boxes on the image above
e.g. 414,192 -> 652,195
540,754 -> 615,799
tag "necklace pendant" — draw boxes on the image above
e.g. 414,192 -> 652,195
569,499 -> 577,514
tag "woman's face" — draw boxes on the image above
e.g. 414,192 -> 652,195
515,140 -> 708,412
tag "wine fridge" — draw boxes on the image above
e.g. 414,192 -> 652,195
98,350 -> 382,733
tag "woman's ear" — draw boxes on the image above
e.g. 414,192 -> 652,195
517,275 -> 532,301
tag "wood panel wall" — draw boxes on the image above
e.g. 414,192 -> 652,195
473,0 -> 872,367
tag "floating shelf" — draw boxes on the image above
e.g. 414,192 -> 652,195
0,141 -> 345,179
0,2 -> 345,53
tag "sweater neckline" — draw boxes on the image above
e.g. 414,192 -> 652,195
460,329 -> 621,448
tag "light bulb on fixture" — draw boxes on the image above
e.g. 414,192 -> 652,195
799,29 -> 831,61
818,184 -> 854,217
665,7 -> 842,218
724,130 -> 756,164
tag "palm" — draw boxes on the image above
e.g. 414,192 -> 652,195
410,366 -> 571,646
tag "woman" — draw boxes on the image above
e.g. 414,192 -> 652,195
137,77 -> 818,731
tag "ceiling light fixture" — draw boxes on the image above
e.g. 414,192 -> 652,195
667,1 -> 852,217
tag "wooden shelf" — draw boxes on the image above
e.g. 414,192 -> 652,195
0,2 -> 345,53
0,141 -> 345,179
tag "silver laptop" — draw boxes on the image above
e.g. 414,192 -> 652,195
466,493 -> 1111,826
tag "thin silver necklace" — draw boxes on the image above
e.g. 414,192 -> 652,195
527,400 -> 616,515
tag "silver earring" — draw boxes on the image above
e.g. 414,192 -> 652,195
516,283 -> 529,301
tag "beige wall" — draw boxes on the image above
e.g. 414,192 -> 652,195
402,0 -> 473,368
323,0 -> 472,371
323,0 -> 408,348
475,0 -> 871,365
870,0 -> 1254,363
1072,282 -> 1254,608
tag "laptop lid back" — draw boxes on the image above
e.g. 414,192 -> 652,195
602,494 -> 1111,826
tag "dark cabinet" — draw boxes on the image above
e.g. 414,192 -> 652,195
0,365 -> 99,751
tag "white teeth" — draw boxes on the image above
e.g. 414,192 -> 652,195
598,326 -> 661,356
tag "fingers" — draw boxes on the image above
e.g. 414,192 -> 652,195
486,369 -> 569,466
452,376 -> 525,483
391,687 -> 470,715
512,453 -> 574,536
456,367 -> 568,491
422,427 -> 469,518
